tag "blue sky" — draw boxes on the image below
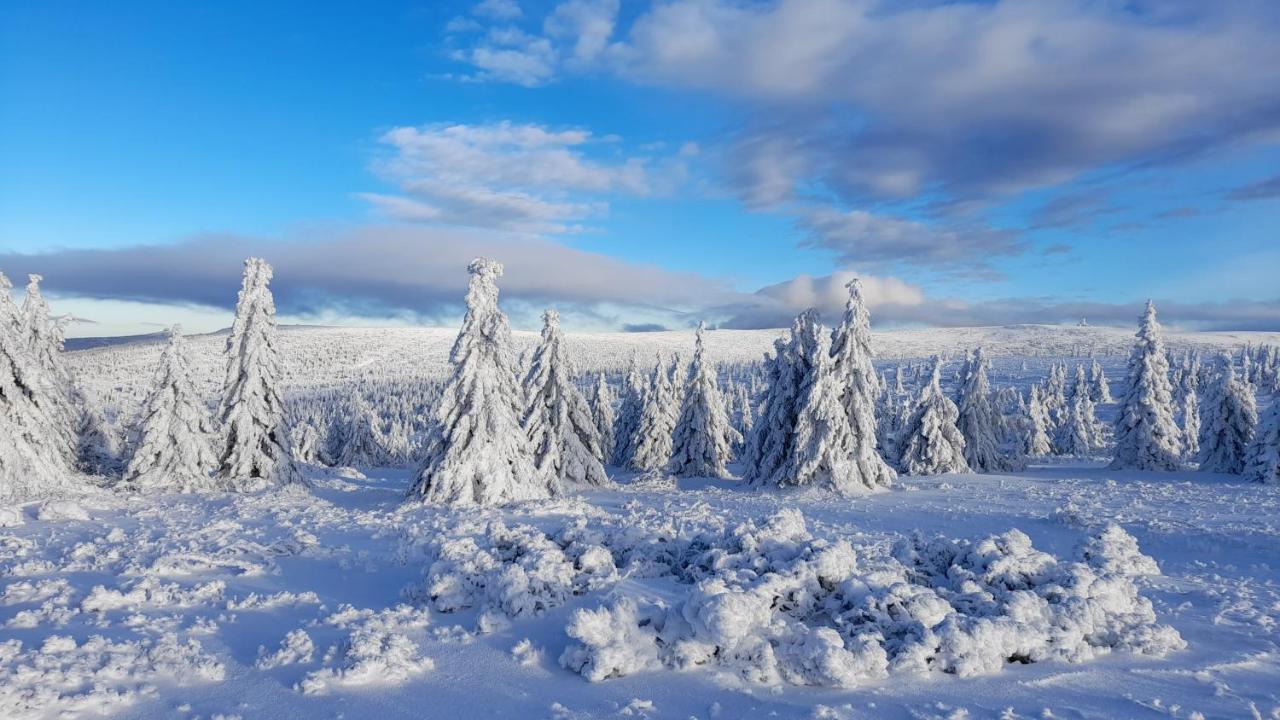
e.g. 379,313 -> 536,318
2,0 -> 1278,336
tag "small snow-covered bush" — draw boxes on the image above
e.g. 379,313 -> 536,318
557,511 -> 1183,688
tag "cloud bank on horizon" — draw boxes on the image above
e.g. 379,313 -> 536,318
1,0 -> 1277,335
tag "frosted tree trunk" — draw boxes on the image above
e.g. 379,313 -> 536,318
123,327 -> 220,492
829,278 -> 896,488
669,322 -> 741,478
1110,301 -> 1183,471
216,258 -> 306,491
408,258 -> 556,505
522,309 -> 609,487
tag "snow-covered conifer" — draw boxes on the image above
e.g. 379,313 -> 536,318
336,393 -> 386,468
1090,359 -> 1113,403
611,357 -> 645,467
1042,363 -> 1068,429
828,278 -> 896,488
1180,389 -> 1200,459
1243,399 -> 1280,484
408,259 -> 555,504
1022,386 -> 1053,457
589,373 -> 616,464
1110,301 -> 1183,471
627,354 -> 680,473
1196,358 -> 1257,474
669,322 -> 741,478
73,386 -> 119,475
743,320 -> 805,485
216,258 -> 305,491
522,309 -> 609,487
956,348 -> 1011,471
122,327 -> 219,491
895,357 -> 969,475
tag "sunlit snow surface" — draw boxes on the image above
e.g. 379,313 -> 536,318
2,324 -> 1276,719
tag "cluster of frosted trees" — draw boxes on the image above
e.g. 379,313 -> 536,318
1,259 -> 306,502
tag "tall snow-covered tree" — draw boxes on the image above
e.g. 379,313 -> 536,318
408,258 -> 555,505
1110,301 -> 1183,471
216,258 -> 305,491
1021,386 -> 1053,457
669,322 -> 741,478
956,348 -> 1012,471
1196,358 -> 1257,474
627,354 -> 680,473
743,319 -> 806,485
522,309 -> 609,487
1180,388 -> 1200,459
611,357 -> 645,467
13,274 -> 78,463
1243,399 -> 1280,484
72,386 -> 120,475
828,278 -> 896,488
1041,363 -> 1068,429
1090,359 -> 1113,403
590,373 -> 616,464
122,326 -> 220,491
895,357 -> 969,476
1,271 -> 74,502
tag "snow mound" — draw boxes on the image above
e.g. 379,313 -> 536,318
0,633 -> 224,720
299,604 -> 434,694
558,510 -> 1183,687
0,506 -> 24,528
35,500 -> 89,522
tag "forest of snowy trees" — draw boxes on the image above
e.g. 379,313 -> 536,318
3,257 -> 1280,506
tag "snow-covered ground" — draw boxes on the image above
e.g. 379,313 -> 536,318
4,325 -> 1278,719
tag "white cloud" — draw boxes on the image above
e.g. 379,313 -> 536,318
473,0 -> 523,22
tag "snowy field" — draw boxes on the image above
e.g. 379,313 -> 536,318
2,324 -> 1277,719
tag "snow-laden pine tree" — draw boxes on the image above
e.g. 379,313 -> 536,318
895,357 -> 969,475
336,393 -> 386,468
14,274 -> 78,463
72,385 -> 120,475
1180,388 -> 1200,459
1,273 -> 75,502
956,347 -> 1012,471
589,373 -> 616,464
1243,399 -> 1280,484
627,354 -> 680,473
611,357 -> 645,467
216,258 -> 305,491
1055,365 -> 1105,456
1090,359 -> 1113,403
292,422 -> 325,465
771,312 -> 880,493
408,258 -> 555,505
1110,301 -> 1183,471
122,326 -> 220,492
743,319 -> 806,485
731,382 -> 754,447
1196,358 -> 1257,475
1021,385 -> 1053,457
1042,363 -> 1068,429
669,322 -> 741,478
522,309 -> 609,487
828,278 -> 896,488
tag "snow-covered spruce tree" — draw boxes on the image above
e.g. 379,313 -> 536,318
1243,399 -> 1280,484
292,421 -> 325,465
1110,301 -> 1183,471
1196,358 -> 1257,475
336,393 -> 386,468
1054,365 -> 1105,457
627,354 -> 680,473
611,357 -> 645,467
743,319 -> 806,485
72,386 -> 120,475
669,322 -> 741,478
13,274 -> 78,463
589,373 -> 616,464
522,309 -> 609,487
408,258 -> 555,505
731,381 -> 754,446
956,347 -> 1014,471
828,278 -> 896,488
122,326 -> 220,491
1041,363 -> 1068,429
216,258 -> 305,491
1,274 -> 76,502
1090,359 -> 1113,403
895,357 -> 969,476
1180,388 -> 1200,459
1021,386 -> 1053,457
